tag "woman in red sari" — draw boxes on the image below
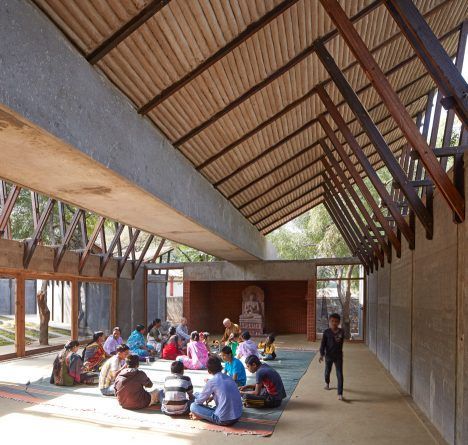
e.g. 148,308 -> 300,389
82,331 -> 109,372
162,334 -> 182,360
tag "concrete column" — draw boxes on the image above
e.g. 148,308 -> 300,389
116,268 -> 145,339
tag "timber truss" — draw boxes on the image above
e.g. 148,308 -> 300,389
0,180 -> 171,279
32,0 -> 468,272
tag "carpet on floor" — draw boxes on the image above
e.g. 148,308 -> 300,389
0,349 -> 315,436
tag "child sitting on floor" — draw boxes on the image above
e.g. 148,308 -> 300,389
221,346 -> 246,386
258,334 -> 277,361
161,361 -> 194,416
236,331 -> 260,362
226,332 -> 240,357
199,331 -> 210,353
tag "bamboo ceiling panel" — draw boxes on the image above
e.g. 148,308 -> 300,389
32,0 -> 467,232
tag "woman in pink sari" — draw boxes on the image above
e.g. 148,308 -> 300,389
177,331 -> 209,370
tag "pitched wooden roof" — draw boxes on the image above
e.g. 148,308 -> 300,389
33,0 -> 466,234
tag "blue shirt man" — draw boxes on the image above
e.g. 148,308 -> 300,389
190,356 -> 243,425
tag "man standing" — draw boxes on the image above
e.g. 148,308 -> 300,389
221,318 -> 240,345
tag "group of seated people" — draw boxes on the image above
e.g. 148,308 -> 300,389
51,317 -> 284,426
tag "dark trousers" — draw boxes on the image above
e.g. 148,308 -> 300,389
324,355 -> 343,395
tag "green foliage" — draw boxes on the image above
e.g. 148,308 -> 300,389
267,203 -> 351,260
169,244 -> 216,262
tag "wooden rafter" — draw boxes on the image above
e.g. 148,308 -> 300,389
138,0 -> 299,115
117,229 -> 141,277
320,0 -> 464,222
317,87 -> 408,250
261,196 -> 325,235
86,0 -> 171,64
147,238 -> 167,263
322,161 -> 384,265
246,171 -> 323,219
197,2 -> 456,172
318,114 -> 400,256
385,2 -> 467,124
324,200 -> 358,258
0,184 -> 21,237
253,183 -> 323,226
320,142 -> 391,260
132,234 -> 155,279
315,39 -> 433,238
172,1 -> 383,147
225,49 -> 454,202
54,209 -> 83,271
23,198 -> 56,268
79,216 -> 105,274
324,188 -> 373,270
100,223 -> 125,276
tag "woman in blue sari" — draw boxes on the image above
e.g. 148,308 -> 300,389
127,324 -> 155,359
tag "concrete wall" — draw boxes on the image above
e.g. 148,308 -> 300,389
78,282 -> 111,337
366,156 -> 467,445
147,274 -> 167,324
117,269 -> 145,339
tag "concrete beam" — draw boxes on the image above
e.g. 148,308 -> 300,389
0,0 -> 276,261
146,257 -> 361,281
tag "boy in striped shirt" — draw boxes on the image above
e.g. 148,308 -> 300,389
161,361 -> 194,416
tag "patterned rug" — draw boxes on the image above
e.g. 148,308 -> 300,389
0,349 -> 315,436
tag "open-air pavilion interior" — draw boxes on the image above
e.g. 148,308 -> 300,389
0,0 -> 467,444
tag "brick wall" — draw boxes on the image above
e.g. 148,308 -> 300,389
183,280 -> 310,335
306,279 -> 316,341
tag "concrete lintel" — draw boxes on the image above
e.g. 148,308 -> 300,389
0,0 -> 275,261
146,257 -> 361,281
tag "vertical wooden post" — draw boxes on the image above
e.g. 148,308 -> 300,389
15,274 -> 25,357
306,278 -> 317,342
71,278 -> 79,340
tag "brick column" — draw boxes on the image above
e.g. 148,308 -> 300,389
306,279 -> 316,341
183,280 -> 191,325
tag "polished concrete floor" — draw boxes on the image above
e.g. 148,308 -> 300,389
0,337 -> 446,445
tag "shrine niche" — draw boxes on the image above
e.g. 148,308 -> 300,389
239,285 -> 265,336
